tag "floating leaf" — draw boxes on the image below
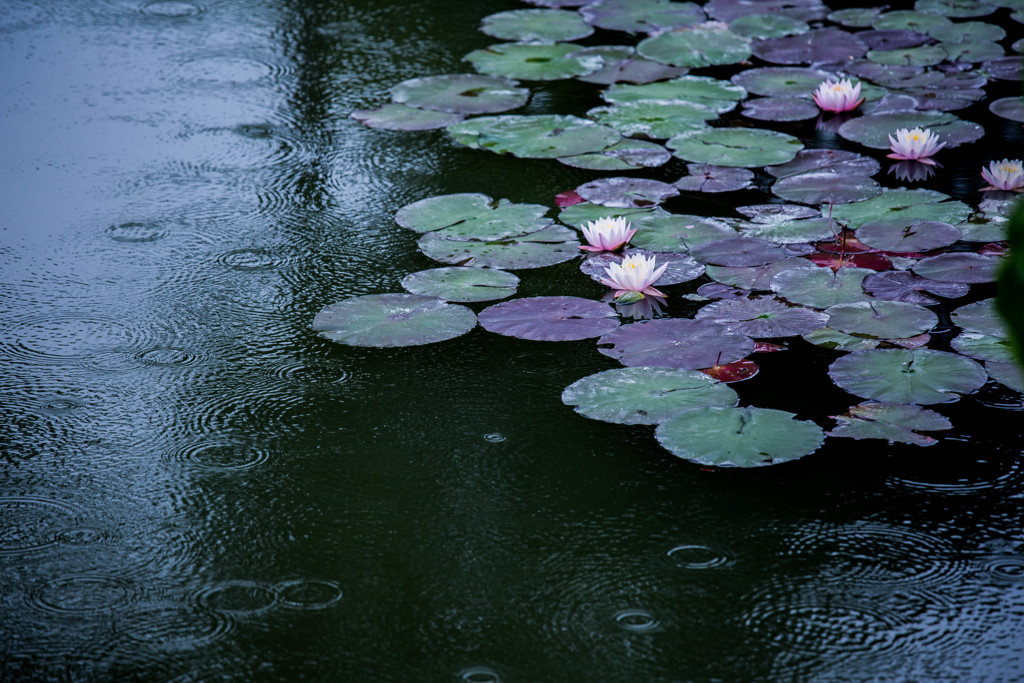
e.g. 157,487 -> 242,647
558,202 -> 655,227
824,300 -> 938,339
430,201 -> 552,240
562,366 -> 738,425
480,9 -> 593,42
803,327 -> 880,351
856,218 -> 961,252
691,237 -> 788,266
914,0 -> 995,18
827,401 -> 952,446
862,270 -> 968,305
656,406 -> 825,467
350,103 -> 463,130
752,27 -> 867,64
837,111 -> 983,149
707,0 -> 827,23
597,319 -> 754,369
858,28 -> 932,51
951,331 -> 1017,364
929,20 -> 1005,43
706,256 -> 815,290
603,75 -> 747,112
912,253 -> 999,283
989,96 -> 1024,123
395,193 -> 495,232
668,128 -> 803,168
695,295 -> 829,337
729,13 -> 809,39
700,358 -> 760,382
772,173 -> 881,205
867,44 -> 948,67
828,348 -> 988,403
982,56 -> 1023,82
478,296 -> 618,341
742,97 -> 820,122
767,149 -> 880,179
558,138 -> 672,170
637,22 -> 752,68
737,204 -> 819,223
418,224 -> 579,269
939,40 -> 1005,64
587,100 -> 715,139
828,189 -> 971,229
576,176 -> 680,209
628,214 -> 738,251
738,217 -> 837,244
674,165 -> 755,193
952,299 -> 1008,337
389,74 -> 529,115
986,361 -> 1024,393
771,266 -> 874,309
871,10 -> 953,32
464,43 -> 602,81
730,66 -> 837,97
580,0 -> 706,33
580,248 -> 704,285
829,7 -> 885,27
447,114 -> 620,158
312,294 -> 476,347
400,267 -> 519,302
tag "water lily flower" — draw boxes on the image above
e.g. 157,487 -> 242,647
812,78 -> 864,113
579,216 -> 637,252
601,252 -> 667,302
980,158 -> 1024,192
887,127 -> 945,166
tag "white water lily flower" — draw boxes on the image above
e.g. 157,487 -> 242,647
579,215 -> 637,252
887,127 -> 945,166
980,159 -> 1024,192
812,78 -> 864,113
601,252 -> 668,301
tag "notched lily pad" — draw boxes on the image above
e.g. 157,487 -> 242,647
951,331 -> 1016,364
395,193 -> 495,232
656,406 -> 825,467
576,176 -> 680,209
911,253 -> 999,283
604,75 -> 747,112
730,66 -> 837,97
828,348 -> 988,404
951,299 -> 1008,337
350,103 -> 464,130
558,138 -> 672,170
464,42 -> 603,81
695,295 -> 829,337
690,237 -> 788,267
562,366 -> 738,425
418,224 -> 579,269
478,296 -> 619,341
824,300 -> 938,339
706,256 -> 815,290
480,9 -> 594,42
668,127 -> 804,167
862,270 -> 968,305
580,0 -> 706,34
729,13 -> 809,39
827,401 -> 952,446
587,100 -> 715,139
828,188 -> 971,229
597,318 -> 754,369
856,218 -> 961,252
628,214 -> 738,251
752,27 -> 867,65
447,114 -> 620,158
389,74 -> 529,115
674,165 -> 755,193
837,111 -> 983,149
313,293 -> 477,347
737,216 -> 837,244
770,266 -> 874,309
742,97 -> 820,122
637,21 -> 752,68
400,267 -> 519,302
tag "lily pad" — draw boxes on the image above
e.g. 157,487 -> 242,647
579,0 -> 706,33
803,327 -> 881,351
350,103 -> 463,131
828,348 -> 988,403
828,7 -> 885,27
558,138 -> 672,170
597,318 -> 754,369
866,45 -> 948,67
312,294 -> 476,348
929,20 -> 1005,43
603,75 -> 747,112
857,28 -> 932,51
464,42 -> 602,81
738,216 -> 837,244
729,13 -> 809,39
862,270 -> 969,305
856,218 -> 962,252
418,224 -> 579,269
674,165 -> 755,193
951,299 -> 1008,337
771,173 -> 882,205
706,256 -> 815,290
400,267 -> 519,302
430,201 -> 553,240
478,296 -> 619,341
701,358 -> 760,382
911,253 -> 1000,283
951,331 -> 1017,364
668,128 -> 803,167
637,22 -> 752,68
837,111 -> 983,149
939,40 -> 1005,64
751,28 -> 867,65
742,97 -> 820,122
730,66 -> 837,97
989,96 -> 1024,123
580,248 -> 705,285
389,74 -> 529,115
695,296 -> 829,337
628,214 -> 738,251
447,114 -> 620,158
558,202 -> 655,227
986,360 -> 1024,392
871,10 -> 953,33
770,266 -> 875,309
824,300 -> 938,339
562,366 -> 738,425
767,149 -> 880,179
655,406 -> 825,467
691,237 -> 788,266
395,193 -> 496,232
576,176 -> 680,209
737,204 -> 819,223
587,100 -> 715,139
577,53 -> 688,85
827,401 -> 952,446
706,0 -> 827,23
480,9 -> 593,42
828,189 -> 972,229
914,0 -> 995,18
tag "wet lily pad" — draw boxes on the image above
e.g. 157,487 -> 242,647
951,299 -> 1008,337
603,75 -> 747,112
668,128 -> 803,167
480,9 -> 593,42
951,331 -> 1016,364
597,318 -> 754,369
828,189 -> 972,229
837,111 -> 983,149
986,360 -> 1024,392
914,0 -> 995,18
729,13 -> 809,39
558,138 -> 672,170
562,366 -> 738,425
637,22 -> 752,68
770,266 -> 874,309
579,0 -> 706,33
628,214 -> 738,251
730,66 -> 837,97
939,40 -> 1005,64
911,253 -> 1000,283
929,20 -> 1005,43
824,300 -> 938,339
580,248 -> 704,285
803,327 -> 881,351
989,96 -> 1024,123
587,100 -> 715,139
867,44 -> 948,67
447,114 -> 620,158
706,0 -> 827,23
827,401 -> 952,446
691,237 -> 788,266
706,256 -> 815,290
418,224 -> 579,269
858,28 -> 932,51
478,296 -> 618,341
701,358 -> 760,382
752,28 -> 867,64
312,293 -> 477,347
982,56 -> 1023,82
465,43 -> 603,81
350,103 -> 463,130
856,218 -> 962,252
695,295 -> 829,337
656,406 -> 825,467
737,216 -> 836,244
737,203 -> 819,223
829,7 -> 885,27
742,97 -> 820,122
862,270 -> 969,305
395,193 -> 496,232
576,176 -> 679,209
577,52 -> 688,85
771,173 -> 881,205
828,348 -> 988,403
674,165 -> 755,193
430,201 -> 553,240
558,202 -> 655,227
871,10 -> 953,33
767,149 -> 880,179
400,267 -> 519,302
389,74 -> 530,115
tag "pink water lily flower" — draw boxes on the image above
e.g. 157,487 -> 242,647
601,252 -> 668,301
812,78 -> 864,113
887,127 -> 945,165
980,158 -> 1024,192
579,216 -> 637,252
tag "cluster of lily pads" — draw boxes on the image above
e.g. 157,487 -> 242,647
324,0 -> 1024,468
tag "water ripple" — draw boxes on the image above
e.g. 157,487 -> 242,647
191,579 -> 279,616
26,573 -> 142,615
138,0 -> 204,18
0,496 -> 81,556
666,544 -> 735,570
163,437 -> 272,473
274,578 -> 343,610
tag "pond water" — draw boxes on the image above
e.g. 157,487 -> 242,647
2,0 -> 1024,680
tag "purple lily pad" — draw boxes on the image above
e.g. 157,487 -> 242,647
690,237 -> 788,267
752,28 -> 868,65
742,96 -> 820,122
990,97 -> 1024,123
674,164 -> 755,193
575,51 -> 687,85
313,294 -> 476,347
558,139 -> 671,171
478,296 -> 619,341
911,253 -> 1000,283
576,176 -> 680,209
827,401 -> 952,446
581,248 -> 705,286
730,66 -> 838,97
694,295 -> 829,337
856,219 -> 962,253
771,172 -> 882,205
597,318 -> 755,369
737,204 -> 819,222
857,28 -> 931,51
862,270 -> 969,305
767,149 -> 881,179
982,57 -> 1024,82
350,103 -> 464,131
706,256 -> 815,290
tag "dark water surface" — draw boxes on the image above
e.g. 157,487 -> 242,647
2,0 -> 1024,680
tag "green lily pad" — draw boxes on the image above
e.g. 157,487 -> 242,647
690,237 -> 788,266
706,256 -> 815,290
431,201 -> 552,240
837,111 -> 983,149
558,202 -> 655,227
579,0 -> 707,33
986,360 -> 1024,392
730,66 -> 837,97
951,299 -> 1008,336
771,173 -> 882,205
312,294 -> 477,348
828,348 -> 988,403
558,138 -> 672,170
447,114 -> 620,158
464,43 -> 602,81
770,266 -> 875,309
637,22 -> 752,68
576,51 -> 688,86
695,295 -> 829,337
911,253 -> 1000,283
481,9 -> 594,42
395,193 -> 496,232
350,103 -> 463,130
656,406 -> 825,467
866,45 -> 948,66
668,128 -> 803,168
587,100 -> 715,139
828,189 -> 972,229
706,0 -> 828,23
767,149 -> 880,179
418,224 -> 580,269
603,75 -> 747,113
829,7 -> 884,26
400,267 -> 519,302
389,74 -> 529,115
940,40 -> 1006,63
929,20 -> 1005,43
862,270 -> 968,305
824,300 -> 938,339
803,327 -> 881,351
951,331 -> 1017,364
914,0 -> 995,18
827,401 -> 952,446
628,214 -> 737,251
562,366 -> 738,425
729,13 -> 809,38
856,219 -> 962,252
871,10 -> 953,32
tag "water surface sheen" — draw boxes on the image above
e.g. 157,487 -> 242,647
2,0 -> 1023,680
